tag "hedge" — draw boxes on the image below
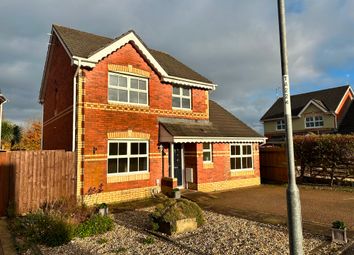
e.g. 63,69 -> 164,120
293,134 -> 354,186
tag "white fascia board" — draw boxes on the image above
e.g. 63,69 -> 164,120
162,76 -> 217,90
298,100 -> 329,117
171,136 -> 267,144
87,32 -> 168,76
335,87 -> 354,114
73,57 -> 96,68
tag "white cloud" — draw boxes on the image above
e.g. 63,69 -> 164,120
1,0 -> 354,132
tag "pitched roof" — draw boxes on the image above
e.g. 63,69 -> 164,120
52,24 -> 211,83
339,101 -> 354,134
260,85 -> 351,121
161,100 -> 262,139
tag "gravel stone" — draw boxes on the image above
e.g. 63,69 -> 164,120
37,207 -> 346,255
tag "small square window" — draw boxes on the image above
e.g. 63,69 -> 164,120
203,143 -> 212,162
172,86 -> 191,110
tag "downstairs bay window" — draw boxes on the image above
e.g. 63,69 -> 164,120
230,144 -> 253,170
107,140 -> 149,174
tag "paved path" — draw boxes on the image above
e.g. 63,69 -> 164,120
183,185 -> 354,238
0,219 -> 16,255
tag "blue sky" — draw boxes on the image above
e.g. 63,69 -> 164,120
1,0 -> 354,133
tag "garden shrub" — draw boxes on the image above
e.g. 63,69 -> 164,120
13,212 -> 73,247
10,199 -> 114,248
150,198 -> 204,233
74,214 -> 114,238
41,197 -> 94,224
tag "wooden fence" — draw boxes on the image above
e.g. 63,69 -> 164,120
0,150 -> 76,215
260,147 -> 288,183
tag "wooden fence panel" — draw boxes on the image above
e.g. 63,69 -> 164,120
0,152 -> 10,216
260,147 -> 288,183
0,150 -> 76,215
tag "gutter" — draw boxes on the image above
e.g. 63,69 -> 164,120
72,58 -> 81,151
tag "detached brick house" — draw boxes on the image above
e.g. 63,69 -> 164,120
260,85 -> 354,144
39,24 -> 266,204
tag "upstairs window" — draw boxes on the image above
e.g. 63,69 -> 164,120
305,116 -> 323,128
203,143 -> 213,163
108,73 -> 148,105
276,119 -> 285,131
108,140 -> 149,174
172,86 -> 191,109
230,144 -> 253,170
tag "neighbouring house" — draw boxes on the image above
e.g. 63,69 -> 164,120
260,85 -> 354,144
39,24 -> 266,204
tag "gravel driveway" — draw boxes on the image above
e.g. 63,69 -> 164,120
39,207 -> 345,255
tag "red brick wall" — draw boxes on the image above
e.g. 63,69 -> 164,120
81,43 -> 209,193
42,34 -> 76,150
196,143 -> 260,185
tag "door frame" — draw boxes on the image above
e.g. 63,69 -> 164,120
169,143 -> 185,188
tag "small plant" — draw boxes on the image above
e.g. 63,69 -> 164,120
142,236 -> 155,245
112,247 -> 127,253
98,203 -> 108,209
332,220 -> 346,229
6,201 -> 16,218
74,215 -> 114,238
97,237 -> 108,244
86,183 -> 104,205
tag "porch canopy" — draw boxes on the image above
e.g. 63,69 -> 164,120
159,100 -> 266,144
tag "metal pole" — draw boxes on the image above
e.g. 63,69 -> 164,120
277,0 -> 304,254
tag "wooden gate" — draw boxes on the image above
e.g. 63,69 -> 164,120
260,147 -> 288,183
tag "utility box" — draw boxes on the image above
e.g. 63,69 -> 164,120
186,168 -> 193,183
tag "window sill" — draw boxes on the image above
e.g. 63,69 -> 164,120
172,107 -> 192,111
230,169 -> 254,177
108,100 -> 150,108
203,162 -> 214,169
107,172 -> 150,183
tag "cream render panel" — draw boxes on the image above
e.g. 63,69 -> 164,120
264,104 -> 336,134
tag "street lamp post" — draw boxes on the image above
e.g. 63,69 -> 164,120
277,0 -> 304,254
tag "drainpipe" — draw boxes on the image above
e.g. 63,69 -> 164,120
72,59 -> 81,151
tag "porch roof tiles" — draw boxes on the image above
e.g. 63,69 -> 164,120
160,100 -> 263,140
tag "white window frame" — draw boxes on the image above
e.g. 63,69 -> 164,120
172,86 -> 191,110
108,72 -> 149,106
276,119 -> 285,131
203,143 -> 213,163
107,140 -> 149,175
230,144 -> 253,171
305,115 -> 324,128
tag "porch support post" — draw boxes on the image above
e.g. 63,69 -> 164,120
170,143 -> 174,178
181,144 -> 185,188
